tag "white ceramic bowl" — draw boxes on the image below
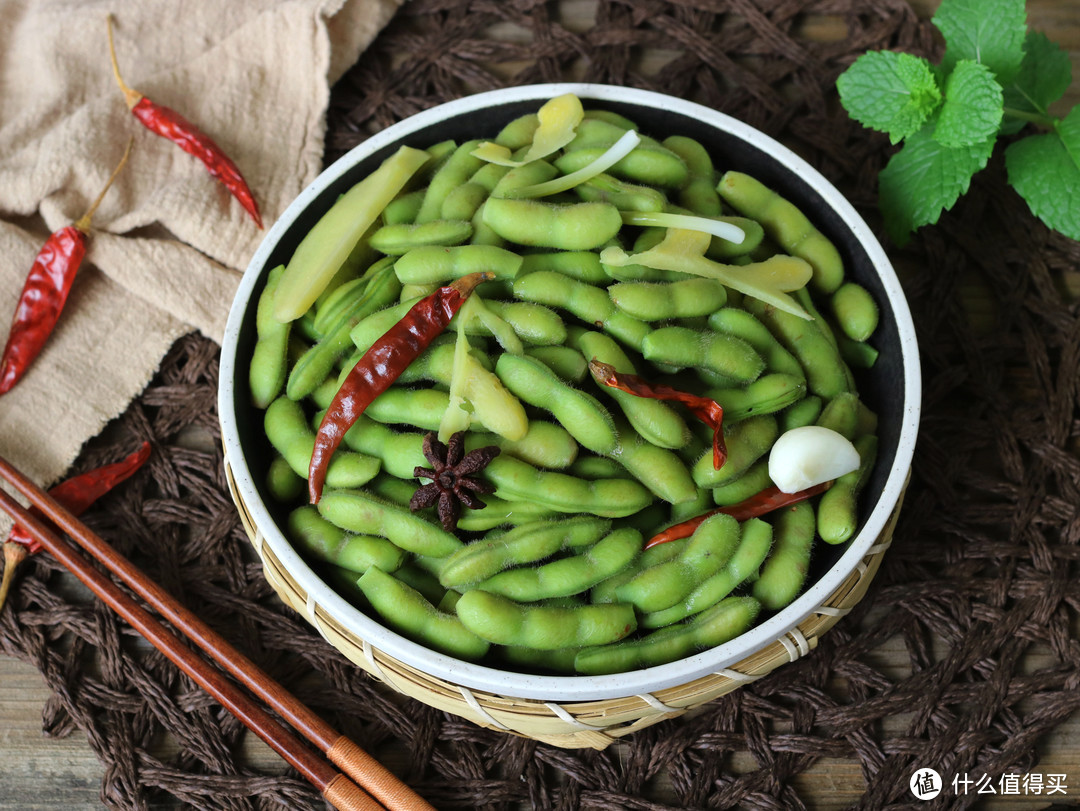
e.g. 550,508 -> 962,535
219,83 -> 920,703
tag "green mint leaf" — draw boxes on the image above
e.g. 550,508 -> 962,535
1001,30 -> 1072,134
933,0 -> 1027,84
934,60 -> 1004,147
879,123 -> 995,245
1005,106 -> 1080,240
837,51 -> 941,144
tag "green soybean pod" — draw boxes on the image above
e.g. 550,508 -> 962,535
394,244 -> 523,285
317,488 -> 463,558
313,256 -> 389,336
391,563 -> 447,606
830,281 -> 879,342
608,418 -> 698,505
266,455 -> 304,502
439,516 -> 611,589
286,262 -> 402,401
818,434 -> 877,545
707,307 -> 805,381
440,182 -> 489,221
455,590 -> 637,650
837,335 -> 879,370
482,197 -> 622,251
717,170 -> 845,294
415,139 -> 486,223
469,162 -> 512,193
500,645 -> 580,674
554,142 -> 688,188
490,159 -> 560,197
569,455 -> 628,481
287,505 -> 406,574
642,518 -> 774,629
382,188 -> 425,225
476,527 -> 641,601
341,417 -> 426,479
708,373 -> 807,423
744,296 -> 853,400
753,501 -> 816,609
781,394 -> 823,431
469,420 -> 579,470
454,497 -> 558,532
249,265 -> 291,409
495,113 -> 540,149
616,512 -> 741,612
484,455 -> 653,518
524,345 -> 589,383
264,397 -> 380,488
364,387 -> 450,432
581,108 -> 638,130
705,216 -> 766,260
692,414 -> 779,490
662,135 -> 721,216
358,567 -> 489,660
495,354 -> 618,455
364,473 -> 417,508
450,299 -> 567,347
642,326 -> 765,383
367,219 -> 473,255
608,277 -> 729,322
574,173 -> 668,212
573,330 -> 689,450
709,458 -> 772,506
816,392 -> 863,440
518,250 -> 609,284
575,595 -> 760,675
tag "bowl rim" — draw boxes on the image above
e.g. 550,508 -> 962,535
219,82 -> 921,702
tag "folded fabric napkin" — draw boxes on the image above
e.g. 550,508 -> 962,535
0,0 -> 400,488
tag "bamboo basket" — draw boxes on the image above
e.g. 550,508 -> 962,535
225,455 -> 908,750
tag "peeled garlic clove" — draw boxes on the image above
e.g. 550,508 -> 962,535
768,425 -> 860,494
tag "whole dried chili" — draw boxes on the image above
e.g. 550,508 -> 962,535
308,271 -> 494,504
0,138 -> 134,394
0,441 -> 152,612
644,481 -> 832,549
107,16 -> 262,229
589,359 -> 728,469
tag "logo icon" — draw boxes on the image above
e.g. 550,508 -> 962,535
910,768 -> 943,800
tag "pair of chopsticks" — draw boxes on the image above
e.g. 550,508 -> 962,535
0,454 -> 435,811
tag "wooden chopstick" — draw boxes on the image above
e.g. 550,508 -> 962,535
0,454 -> 435,811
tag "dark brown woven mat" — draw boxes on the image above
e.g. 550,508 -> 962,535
3,0 -> 1080,808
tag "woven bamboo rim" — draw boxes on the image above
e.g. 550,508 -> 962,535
224,454 -> 908,750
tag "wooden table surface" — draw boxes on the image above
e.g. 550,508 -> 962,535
2,1 -> 1079,808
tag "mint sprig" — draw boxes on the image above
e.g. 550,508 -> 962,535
837,0 -> 1079,244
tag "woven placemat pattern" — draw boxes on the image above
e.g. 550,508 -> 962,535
3,0 -> 1079,808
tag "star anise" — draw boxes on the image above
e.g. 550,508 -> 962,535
409,431 -> 501,531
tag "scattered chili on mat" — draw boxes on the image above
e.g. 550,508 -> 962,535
107,16 -> 262,229
645,481 -> 832,549
589,359 -> 728,469
0,441 -> 152,612
308,271 -> 494,504
0,138 -> 134,395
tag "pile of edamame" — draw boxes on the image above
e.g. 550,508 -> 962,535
248,94 -> 882,676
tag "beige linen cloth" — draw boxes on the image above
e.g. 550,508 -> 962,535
0,0 -> 400,488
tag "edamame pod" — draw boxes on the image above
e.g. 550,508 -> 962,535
608,278 -> 729,322
440,181 -> 489,221
454,496 -> 557,532
439,517 -> 611,588
317,488 -> 463,557
574,173 -> 667,212
574,596 -> 760,674
708,373 -> 807,423
518,250 -> 609,284
753,501 -> 815,609
717,170 -> 845,294
710,458 -> 773,506
368,219 -> 472,255
264,397 -> 380,488
483,197 -> 622,251
830,282 -> 879,342
484,455 -> 653,518
555,140 -> 688,188
364,387 -> 451,432
288,505 -> 406,574
495,354 -> 618,455
266,454 -> 304,502
416,140 -> 486,223
476,527 -> 641,601
642,326 -> 765,383
818,434 -> 877,544
608,418 -> 698,505
524,345 -> 588,382
358,567 -> 489,660
394,244 -> 523,285
616,512 -> 740,612
382,188 -> 424,225
341,417 -> 426,479
692,414 -> 779,489
707,307 -> 805,381
455,590 -> 637,650
470,420 -> 579,470
781,394 -> 823,431
249,265 -> 290,409
662,135 -> 722,216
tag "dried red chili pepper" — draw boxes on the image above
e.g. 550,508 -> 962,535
0,441 -> 152,612
644,481 -> 832,549
589,359 -> 728,469
308,271 -> 494,504
107,16 -> 262,229
0,138 -> 133,395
